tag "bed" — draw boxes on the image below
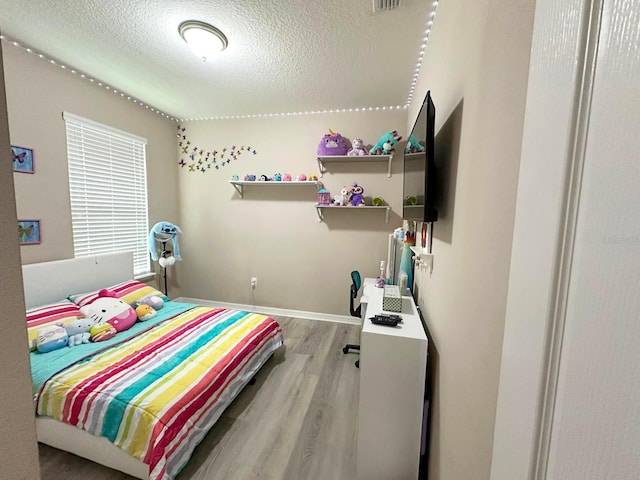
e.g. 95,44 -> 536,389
24,252 -> 283,480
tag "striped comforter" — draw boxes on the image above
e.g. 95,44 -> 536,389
36,307 -> 283,480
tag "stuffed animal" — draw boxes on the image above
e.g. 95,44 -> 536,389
36,324 -> 69,353
370,131 -> 403,155
274,173 -> 282,181
231,174 -> 239,181
334,186 -> 350,206
65,317 -> 97,346
244,174 -> 256,181
297,174 -> 307,181
135,304 -> 157,321
138,295 -> 164,310
317,129 -> 349,156
350,183 -> 366,206
308,174 -> 318,181
149,221 -> 182,262
80,289 -> 137,333
347,138 -> 369,156
404,134 -> 425,154
90,322 -> 117,342
283,173 -> 292,181
258,174 -> 270,181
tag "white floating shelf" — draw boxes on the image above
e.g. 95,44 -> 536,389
229,180 -> 320,198
316,154 -> 394,178
315,204 -> 391,223
404,152 -> 426,161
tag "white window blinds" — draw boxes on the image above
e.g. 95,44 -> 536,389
63,112 -> 150,275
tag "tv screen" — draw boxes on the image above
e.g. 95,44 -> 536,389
403,91 -> 438,223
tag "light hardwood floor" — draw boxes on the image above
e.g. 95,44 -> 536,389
38,317 -> 361,480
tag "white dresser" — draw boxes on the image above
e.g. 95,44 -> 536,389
357,282 -> 428,480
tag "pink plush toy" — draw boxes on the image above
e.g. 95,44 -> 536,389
297,174 -> 307,181
80,289 -> 138,333
283,173 -> 292,181
347,138 -> 369,156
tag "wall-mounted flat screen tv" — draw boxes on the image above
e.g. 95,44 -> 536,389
403,90 -> 438,223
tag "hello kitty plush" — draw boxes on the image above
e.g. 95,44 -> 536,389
80,289 -> 137,333
65,317 -> 97,346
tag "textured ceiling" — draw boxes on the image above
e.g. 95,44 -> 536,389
0,0 -> 434,120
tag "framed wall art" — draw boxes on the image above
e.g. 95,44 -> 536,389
18,219 -> 41,245
12,145 -> 34,173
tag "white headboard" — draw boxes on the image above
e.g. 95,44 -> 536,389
22,252 -> 134,308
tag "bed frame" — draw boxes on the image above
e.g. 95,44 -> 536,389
24,252 -> 149,478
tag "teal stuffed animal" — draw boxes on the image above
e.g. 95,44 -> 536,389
404,134 -> 425,154
149,221 -> 182,262
370,130 -> 403,155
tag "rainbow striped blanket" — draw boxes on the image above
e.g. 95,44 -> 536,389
36,307 -> 283,480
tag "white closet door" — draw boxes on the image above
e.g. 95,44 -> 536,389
546,1 -> 640,478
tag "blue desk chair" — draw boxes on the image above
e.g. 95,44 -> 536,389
342,270 -> 361,368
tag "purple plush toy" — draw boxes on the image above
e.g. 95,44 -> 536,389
317,129 -> 348,156
350,183 -> 365,206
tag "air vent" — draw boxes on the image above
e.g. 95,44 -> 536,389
372,0 -> 402,12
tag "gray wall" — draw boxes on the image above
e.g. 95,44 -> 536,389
178,112 -> 407,315
3,45 -> 180,296
408,0 -> 535,479
0,37 -> 41,480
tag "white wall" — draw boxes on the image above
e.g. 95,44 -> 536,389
408,0 -> 535,479
547,0 -> 640,469
0,38 -> 41,480
492,1 -> 640,478
178,111 -> 406,315
490,0 -> 587,477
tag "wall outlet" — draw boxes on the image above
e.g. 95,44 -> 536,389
251,277 -> 258,288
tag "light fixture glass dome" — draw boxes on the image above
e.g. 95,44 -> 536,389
179,20 -> 228,61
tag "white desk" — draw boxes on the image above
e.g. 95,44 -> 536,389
357,281 -> 428,480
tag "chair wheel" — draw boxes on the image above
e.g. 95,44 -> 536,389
342,347 -> 349,354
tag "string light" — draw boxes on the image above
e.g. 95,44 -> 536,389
406,1 -> 439,107
175,104 -> 409,122
2,7 -> 435,124
0,35 -> 178,121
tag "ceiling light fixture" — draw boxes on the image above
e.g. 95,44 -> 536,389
178,20 -> 228,61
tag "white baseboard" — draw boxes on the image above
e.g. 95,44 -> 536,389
174,297 -> 360,326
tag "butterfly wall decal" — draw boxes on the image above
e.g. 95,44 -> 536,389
11,146 -> 34,173
176,126 -> 260,175
18,224 -> 33,238
18,220 -> 40,244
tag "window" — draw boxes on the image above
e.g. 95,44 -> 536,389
63,112 -> 150,275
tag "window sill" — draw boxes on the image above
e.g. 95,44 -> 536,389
135,271 -> 157,282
